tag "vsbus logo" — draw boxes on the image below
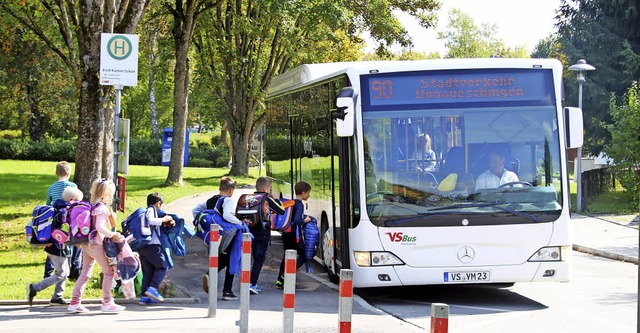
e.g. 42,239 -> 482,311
386,232 -> 417,244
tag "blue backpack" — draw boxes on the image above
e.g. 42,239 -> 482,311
193,196 -> 227,246
121,207 -> 152,251
26,205 -> 55,245
303,217 -> 319,261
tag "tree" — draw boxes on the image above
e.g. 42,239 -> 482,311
531,35 -> 567,62
557,0 -> 640,155
163,0 -> 217,186
605,82 -> 640,206
121,5 -> 175,140
0,15 -> 77,140
0,1 -> 149,194
195,0 -> 441,176
437,9 -> 529,59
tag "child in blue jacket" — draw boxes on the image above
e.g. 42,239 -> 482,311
276,181 -> 312,287
138,193 -> 174,305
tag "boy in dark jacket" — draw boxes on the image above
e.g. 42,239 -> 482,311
246,177 -> 285,295
276,181 -> 312,288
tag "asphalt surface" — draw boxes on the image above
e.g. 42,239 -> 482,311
1,189 -> 637,332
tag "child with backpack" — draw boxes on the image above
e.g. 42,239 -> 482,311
192,176 -> 244,301
138,193 -> 174,305
26,187 -> 83,306
276,181 -> 312,288
68,178 -> 126,313
43,161 -> 79,279
237,177 -> 285,295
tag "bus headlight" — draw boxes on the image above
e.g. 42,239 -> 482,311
354,251 -> 404,267
528,246 -> 568,262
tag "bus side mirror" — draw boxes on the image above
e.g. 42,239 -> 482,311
564,107 -> 583,149
335,87 -> 357,137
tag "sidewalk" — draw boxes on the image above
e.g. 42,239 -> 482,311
1,191 -> 636,332
570,213 -> 639,264
0,189 -> 423,333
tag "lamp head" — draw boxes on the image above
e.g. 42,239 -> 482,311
568,59 -> 596,82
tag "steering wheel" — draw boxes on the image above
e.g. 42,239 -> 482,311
498,181 -> 533,188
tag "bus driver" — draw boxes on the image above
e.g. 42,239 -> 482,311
475,149 -> 519,190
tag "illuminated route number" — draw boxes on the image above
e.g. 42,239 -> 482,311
371,80 -> 393,99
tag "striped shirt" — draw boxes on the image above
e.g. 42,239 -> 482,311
46,180 -> 77,205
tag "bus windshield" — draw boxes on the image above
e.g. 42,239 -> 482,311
362,107 -> 563,227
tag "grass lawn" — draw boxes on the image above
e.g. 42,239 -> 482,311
0,160 -> 257,301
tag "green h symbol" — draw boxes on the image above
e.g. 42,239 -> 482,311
107,35 -> 132,60
114,40 -> 126,56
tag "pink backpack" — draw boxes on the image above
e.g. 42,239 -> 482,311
64,201 -> 94,244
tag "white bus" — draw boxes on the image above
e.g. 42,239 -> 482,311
264,59 -> 583,287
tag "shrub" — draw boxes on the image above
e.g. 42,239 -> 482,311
129,138 -> 162,165
0,137 -> 76,161
214,147 -> 230,168
0,138 -> 28,159
189,157 -> 214,168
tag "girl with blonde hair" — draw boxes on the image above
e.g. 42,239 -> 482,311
67,178 -> 126,313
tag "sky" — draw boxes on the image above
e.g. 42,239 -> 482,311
368,0 -> 562,55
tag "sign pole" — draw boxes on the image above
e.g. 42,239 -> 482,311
113,84 -> 122,211
99,33 -> 138,212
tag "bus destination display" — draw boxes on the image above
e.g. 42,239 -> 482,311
363,69 -> 554,109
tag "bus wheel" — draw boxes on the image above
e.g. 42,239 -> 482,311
321,218 -> 339,284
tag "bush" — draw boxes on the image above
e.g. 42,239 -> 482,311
189,157 -> 214,168
0,135 -> 226,167
188,143 -> 229,168
129,138 -> 162,165
0,137 -> 76,161
0,138 -> 28,159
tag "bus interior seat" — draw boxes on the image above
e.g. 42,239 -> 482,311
439,146 -> 466,180
505,156 -> 520,175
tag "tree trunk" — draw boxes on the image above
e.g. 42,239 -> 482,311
229,111 -> 251,175
166,54 -> 189,185
73,1 -> 107,195
74,71 -> 105,195
149,31 -> 159,141
230,133 -> 249,175
166,0 -> 199,186
166,34 -> 191,185
26,75 -> 44,142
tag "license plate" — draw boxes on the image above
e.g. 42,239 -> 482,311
443,271 -> 490,282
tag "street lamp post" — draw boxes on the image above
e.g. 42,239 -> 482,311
568,59 -> 596,213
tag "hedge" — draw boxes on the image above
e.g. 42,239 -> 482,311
0,137 -> 229,167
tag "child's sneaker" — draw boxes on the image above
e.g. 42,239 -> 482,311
222,291 -> 238,300
138,296 -> 158,305
27,284 -> 37,306
67,303 -> 90,314
275,280 -> 284,289
145,286 -> 164,302
249,284 -> 261,295
49,298 -> 68,306
100,302 -> 126,313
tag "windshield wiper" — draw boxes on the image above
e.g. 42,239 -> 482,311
428,202 -> 542,222
383,202 -> 542,227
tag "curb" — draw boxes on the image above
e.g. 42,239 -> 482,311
572,244 -> 638,264
0,297 -> 199,307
